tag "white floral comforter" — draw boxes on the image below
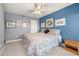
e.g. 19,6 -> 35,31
22,32 -> 61,56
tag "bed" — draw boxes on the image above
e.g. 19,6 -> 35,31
22,29 -> 62,56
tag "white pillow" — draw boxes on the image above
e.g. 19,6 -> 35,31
41,29 -> 45,32
49,29 -> 61,35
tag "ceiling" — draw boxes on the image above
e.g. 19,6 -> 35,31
3,3 -> 73,19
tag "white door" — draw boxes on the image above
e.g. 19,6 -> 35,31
30,20 -> 38,33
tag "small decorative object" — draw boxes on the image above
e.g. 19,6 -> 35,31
44,28 -> 49,34
46,18 -> 54,27
6,21 -> 16,28
22,23 -> 29,28
41,23 -> 45,27
55,18 -> 66,26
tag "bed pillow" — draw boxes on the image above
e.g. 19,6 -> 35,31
44,29 -> 49,34
41,29 -> 45,32
49,29 -> 61,35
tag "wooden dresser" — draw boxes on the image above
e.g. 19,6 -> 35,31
64,40 -> 79,55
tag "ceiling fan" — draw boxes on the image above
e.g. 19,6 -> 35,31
33,3 -> 42,15
27,3 -> 52,15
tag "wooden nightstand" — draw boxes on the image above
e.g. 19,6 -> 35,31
64,39 -> 79,55
78,48 -> 79,55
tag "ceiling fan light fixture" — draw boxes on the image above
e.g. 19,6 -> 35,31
34,10 -> 41,15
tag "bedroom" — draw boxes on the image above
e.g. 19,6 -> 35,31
0,3 -> 79,56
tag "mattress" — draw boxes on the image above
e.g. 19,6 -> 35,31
24,46 -> 76,56
22,32 -> 62,56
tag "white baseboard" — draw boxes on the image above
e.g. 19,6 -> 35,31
6,39 -> 22,43
0,45 -> 5,55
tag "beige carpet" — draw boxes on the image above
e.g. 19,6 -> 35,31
1,40 -> 76,56
46,47 -> 76,56
1,41 -> 27,56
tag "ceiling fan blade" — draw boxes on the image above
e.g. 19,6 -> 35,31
32,11 -> 42,15
25,10 -> 34,14
33,4 -> 53,12
38,8 -> 53,11
33,3 -> 42,10
25,10 -> 41,15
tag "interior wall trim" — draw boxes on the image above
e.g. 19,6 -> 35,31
0,45 -> 5,55
6,39 -> 22,43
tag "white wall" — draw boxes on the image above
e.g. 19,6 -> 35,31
5,13 -> 39,41
0,4 -> 5,48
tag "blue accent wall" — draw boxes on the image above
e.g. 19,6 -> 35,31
39,3 -> 79,42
